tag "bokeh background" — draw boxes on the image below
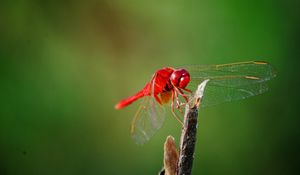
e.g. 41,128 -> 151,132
1,0 -> 300,174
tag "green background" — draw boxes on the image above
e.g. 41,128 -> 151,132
1,0 -> 299,174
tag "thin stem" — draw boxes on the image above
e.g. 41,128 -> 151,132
177,103 -> 199,175
159,80 -> 210,175
177,79 -> 210,175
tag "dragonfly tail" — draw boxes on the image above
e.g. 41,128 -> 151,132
115,85 -> 150,110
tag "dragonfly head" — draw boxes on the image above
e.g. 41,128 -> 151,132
170,69 -> 190,89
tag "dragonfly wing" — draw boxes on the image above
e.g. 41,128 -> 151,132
184,61 -> 276,107
185,61 -> 276,86
189,81 -> 269,107
130,77 -> 166,144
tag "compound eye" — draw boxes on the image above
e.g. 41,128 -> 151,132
170,69 -> 190,88
170,71 -> 181,87
179,75 -> 190,88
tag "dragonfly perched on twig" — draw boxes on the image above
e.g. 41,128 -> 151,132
115,61 -> 276,144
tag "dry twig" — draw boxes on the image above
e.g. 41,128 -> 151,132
160,80 -> 209,175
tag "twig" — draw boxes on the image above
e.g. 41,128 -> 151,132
177,104 -> 198,175
159,80 -> 209,175
177,79 -> 209,175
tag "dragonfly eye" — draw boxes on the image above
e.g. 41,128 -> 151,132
170,69 -> 190,88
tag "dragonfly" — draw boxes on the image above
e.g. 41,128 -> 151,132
115,61 -> 276,144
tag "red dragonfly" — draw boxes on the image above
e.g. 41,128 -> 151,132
115,61 -> 276,144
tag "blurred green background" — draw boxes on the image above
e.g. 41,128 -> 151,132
1,0 -> 299,174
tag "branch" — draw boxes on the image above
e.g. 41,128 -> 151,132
177,79 -> 209,175
159,80 -> 209,175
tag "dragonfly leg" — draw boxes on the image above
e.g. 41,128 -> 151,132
177,106 -> 184,114
171,90 -> 175,112
174,90 -> 184,114
174,90 -> 180,108
153,93 -> 162,105
171,109 -> 184,127
169,90 -> 184,126
178,102 -> 187,107
175,87 -> 189,103
178,88 -> 189,96
181,88 -> 192,93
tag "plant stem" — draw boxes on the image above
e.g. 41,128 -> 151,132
177,79 -> 209,175
159,80 -> 209,175
177,103 -> 199,175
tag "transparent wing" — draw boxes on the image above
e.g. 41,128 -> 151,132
183,61 -> 276,107
130,78 -> 166,144
193,82 -> 270,107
